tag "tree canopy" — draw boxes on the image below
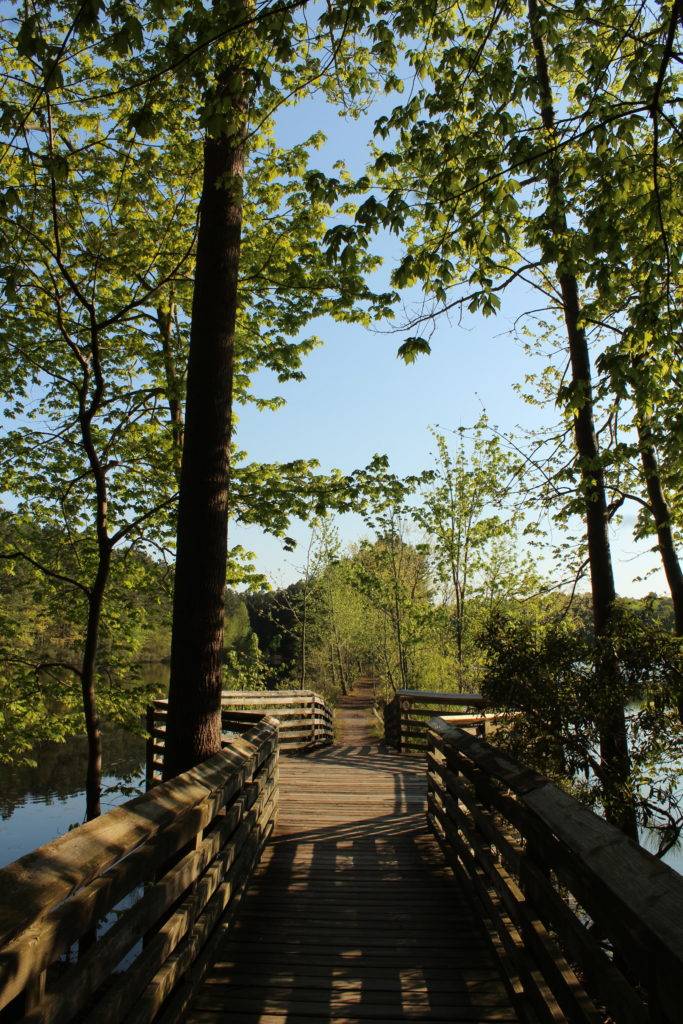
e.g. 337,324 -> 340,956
0,0 -> 680,846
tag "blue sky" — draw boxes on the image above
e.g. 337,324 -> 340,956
231,93 -> 666,598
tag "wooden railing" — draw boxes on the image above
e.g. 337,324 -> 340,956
383,689 -> 489,751
0,715 -> 278,1024
148,689 -> 333,782
427,716 -> 683,1024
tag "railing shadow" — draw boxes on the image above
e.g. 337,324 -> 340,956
188,727 -> 514,1023
197,811 -> 509,1022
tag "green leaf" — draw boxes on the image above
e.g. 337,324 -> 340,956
17,16 -> 44,59
43,55 -> 64,92
76,0 -> 104,33
128,107 -> 158,139
43,154 -> 69,182
0,187 -> 19,213
397,337 -> 431,364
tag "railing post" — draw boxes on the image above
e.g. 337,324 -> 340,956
23,969 -> 46,1014
383,696 -> 400,751
400,694 -> 410,752
310,692 -> 316,746
427,725 -> 434,812
145,703 -> 156,789
385,700 -> 395,749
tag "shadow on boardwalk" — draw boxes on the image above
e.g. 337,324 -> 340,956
185,681 -> 517,1023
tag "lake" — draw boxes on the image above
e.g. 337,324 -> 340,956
1,726 -> 681,875
0,727 -> 147,868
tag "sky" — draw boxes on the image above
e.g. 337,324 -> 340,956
230,91 -> 667,598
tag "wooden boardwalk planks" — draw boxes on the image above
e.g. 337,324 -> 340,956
186,680 -> 518,1023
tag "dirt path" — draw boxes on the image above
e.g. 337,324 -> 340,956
334,677 -> 380,747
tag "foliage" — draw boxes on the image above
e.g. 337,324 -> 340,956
480,601 -> 683,855
244,586 -> 300,684
0,0 -> 396,796
0,522 -> 171,765
223,591 -> 252,651
223,632 -> 273,692
256,427 -> 545,700
344,0 -> 683,607
415,418 -> 538,675
0,0 -> 679,845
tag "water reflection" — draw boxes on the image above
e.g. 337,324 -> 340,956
0,698 -> 680,877
0,727 -> 146,868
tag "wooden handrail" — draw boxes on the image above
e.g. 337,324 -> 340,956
427,715 -> 683,1024
0,716 -> 278,1024
383,689 -> 488,752
147,690 -> 334,783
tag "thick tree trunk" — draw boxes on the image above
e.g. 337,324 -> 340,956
163,66 -> 247,780
528,0 -> 637,840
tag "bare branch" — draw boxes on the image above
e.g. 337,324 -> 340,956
0,548 -> 89,595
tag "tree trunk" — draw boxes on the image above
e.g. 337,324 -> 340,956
387,532 -> 409,689
329,653 -> 338,691
80,554 -> 109,820
157,292 -> 184,486
76,453 -> 110,822
528,0 -> 637,841
299,587 -> 308,688
163,61 -> 248,780
335,637 -> 347,695
637,418 -> 683,722
76,328 -> 111,821
328,589 -> 348,694
637,420 -> 683,632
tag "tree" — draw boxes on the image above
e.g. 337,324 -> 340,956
0,520 -> 172,768
584,19 -> 683,678
481,600 -> 683,856
415,420 -> 523,677
343,0 -> 682,838
289,519 -> 373,696
353,523 -> 434,692
0,9 -> 192,814
163,0 -> 252,777
0,0 -> 395,796
161,0 -> 398,775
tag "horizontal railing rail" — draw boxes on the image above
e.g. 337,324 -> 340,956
147,689 -> 333,783
427,716 -> 683,1024
0,715 -> 278,1024
383,689 -> 488,752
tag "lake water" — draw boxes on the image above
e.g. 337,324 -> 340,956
0,728 -> 147,868
1,726 -> 681,875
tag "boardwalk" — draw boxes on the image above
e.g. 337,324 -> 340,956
187,680 -> 518,1023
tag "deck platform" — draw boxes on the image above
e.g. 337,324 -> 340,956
186,681 -> 517,1023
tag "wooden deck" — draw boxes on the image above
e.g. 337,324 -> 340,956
186,681 -> 518,1023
